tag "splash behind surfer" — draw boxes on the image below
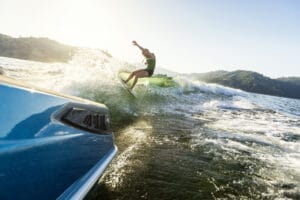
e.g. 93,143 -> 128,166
124,41 -> 156,89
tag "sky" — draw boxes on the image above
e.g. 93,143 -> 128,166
0,0 -> 299,78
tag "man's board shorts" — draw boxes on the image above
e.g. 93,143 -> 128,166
145,58 -> 156,77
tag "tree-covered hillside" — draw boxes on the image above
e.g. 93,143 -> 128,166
0,34 -> 76,62
277,77 -> 300,87
192,70 -> 300,99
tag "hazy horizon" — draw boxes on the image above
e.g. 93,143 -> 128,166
1,0 -> 300,78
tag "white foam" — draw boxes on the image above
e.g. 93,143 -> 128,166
100,119 -> 152,188
0,48 -> 128,95
175,76 -> 246,96
203,108 -> 300,177
202,96 -> 257,110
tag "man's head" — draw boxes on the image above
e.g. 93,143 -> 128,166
142,48 -> 151,57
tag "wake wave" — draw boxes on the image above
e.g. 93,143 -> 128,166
1,49 -> 253,125
1,49 -> 247,100
174,76 -> 246,96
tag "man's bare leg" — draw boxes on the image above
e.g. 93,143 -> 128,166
125,72 -> 135,83
130,70 -> 149,89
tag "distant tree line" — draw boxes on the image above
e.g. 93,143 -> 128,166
191,70 -> 300,99
0,34 -> 77,63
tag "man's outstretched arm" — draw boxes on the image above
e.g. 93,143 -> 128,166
132,41 -> 145,52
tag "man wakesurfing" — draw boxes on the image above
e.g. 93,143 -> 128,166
124,41 -> 156,89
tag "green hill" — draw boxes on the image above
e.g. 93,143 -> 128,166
277,77 -> 300,87
0,34 -> 76,62
191,70 -> 300,99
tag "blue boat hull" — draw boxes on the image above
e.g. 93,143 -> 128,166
0,76 -> 117,199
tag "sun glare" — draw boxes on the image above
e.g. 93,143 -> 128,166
47,1 -> 138,62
